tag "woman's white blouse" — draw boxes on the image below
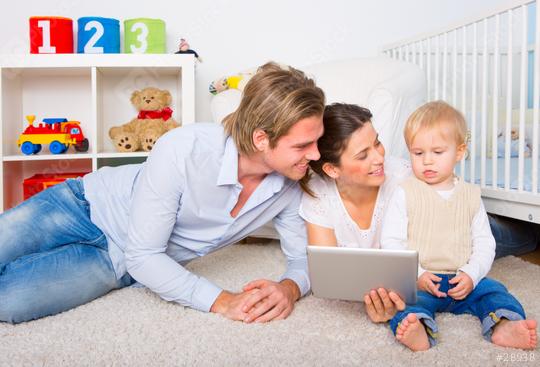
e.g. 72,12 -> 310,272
299,156 -> 411,248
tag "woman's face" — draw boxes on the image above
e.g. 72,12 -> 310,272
324,122 -> 386,188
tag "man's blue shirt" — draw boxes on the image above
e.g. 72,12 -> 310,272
83,123 -> 309,311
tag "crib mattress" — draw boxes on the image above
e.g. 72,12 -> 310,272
460,157 -> 539,191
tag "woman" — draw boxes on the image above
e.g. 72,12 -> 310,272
300,103 -> 540,323
300,103 -> 409,322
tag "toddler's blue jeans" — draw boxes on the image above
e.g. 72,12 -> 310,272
0,179 -> 133,324
389,275 -> 526,347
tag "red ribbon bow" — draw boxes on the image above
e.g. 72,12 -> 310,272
138,107 -> 173,121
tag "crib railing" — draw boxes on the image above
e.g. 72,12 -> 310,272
383,0 -> 540,223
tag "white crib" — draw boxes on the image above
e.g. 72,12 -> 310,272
383,0 -> 540,224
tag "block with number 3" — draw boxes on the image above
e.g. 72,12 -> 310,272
124,18 -> 166,54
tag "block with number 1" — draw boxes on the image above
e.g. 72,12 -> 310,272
29,16 -> 74,54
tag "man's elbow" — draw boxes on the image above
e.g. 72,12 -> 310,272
124,248 -> 145,273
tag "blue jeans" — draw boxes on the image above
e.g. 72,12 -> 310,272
389,275 -> 526,347
488,214 -> 540,258
0,179 -> 134,324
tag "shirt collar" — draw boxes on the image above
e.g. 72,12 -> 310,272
216,136 -> 287,193
267,172 -> 286,193
217,136 -> 239,186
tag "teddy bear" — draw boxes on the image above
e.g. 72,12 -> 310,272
109,87 -> 180,152
497,128 -> 532,157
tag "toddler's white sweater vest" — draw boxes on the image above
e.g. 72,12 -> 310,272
402,176 -> 480,273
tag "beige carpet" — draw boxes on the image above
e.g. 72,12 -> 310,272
0,242 -> 538,367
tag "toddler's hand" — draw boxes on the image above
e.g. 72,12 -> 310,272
417,272 -> 447,298
447,272 -> 473,300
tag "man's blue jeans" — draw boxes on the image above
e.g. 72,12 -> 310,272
389,275 -> 526,347
0,179 -> 133,324
488,214 -> 540,258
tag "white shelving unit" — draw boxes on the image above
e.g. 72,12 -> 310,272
0,54 -> 195,212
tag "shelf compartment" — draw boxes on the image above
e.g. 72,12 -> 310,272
3,159 -> 92,211
1,67 -> 93,157
95,66 -> 183,154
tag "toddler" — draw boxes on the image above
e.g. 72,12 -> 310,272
381,101 -> 537,351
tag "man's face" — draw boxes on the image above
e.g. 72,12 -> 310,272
261,115 -> 324,180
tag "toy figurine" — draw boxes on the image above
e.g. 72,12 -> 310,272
175,38 -> 202,62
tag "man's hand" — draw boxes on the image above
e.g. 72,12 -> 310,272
447,272 -> 473,300
417,272 -> 447,298
241,278 -> 300,323
210,289 -> 260,321
364,288 -> 406,323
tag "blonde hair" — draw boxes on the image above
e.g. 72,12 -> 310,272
404,100 -> 467,148
222,62 -> 325,155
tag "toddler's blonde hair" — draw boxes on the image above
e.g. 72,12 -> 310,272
404,101 -> 467,148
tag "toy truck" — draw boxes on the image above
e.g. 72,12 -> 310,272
23,172 -> 90,199
17,115 -> 89,155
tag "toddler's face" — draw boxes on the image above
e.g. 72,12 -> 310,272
409,123 -> 466,190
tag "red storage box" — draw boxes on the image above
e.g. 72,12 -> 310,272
29,16 -> 74,54
23,172 -> 89,200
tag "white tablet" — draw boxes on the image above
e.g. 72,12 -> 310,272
307,246 -> 418,304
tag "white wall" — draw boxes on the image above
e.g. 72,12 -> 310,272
1,0 -> 512,121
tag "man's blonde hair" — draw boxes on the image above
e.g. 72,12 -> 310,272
222,62 -> 325,155
404,100 -> 468,148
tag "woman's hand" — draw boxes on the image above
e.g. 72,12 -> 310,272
363,288 -> 406,323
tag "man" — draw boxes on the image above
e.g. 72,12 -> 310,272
123,62 -> 326,322
0,62 -> 326,323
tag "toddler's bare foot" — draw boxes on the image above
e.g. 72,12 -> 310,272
396,313 -> 430,351
492,319 -> 537,349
